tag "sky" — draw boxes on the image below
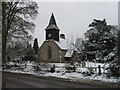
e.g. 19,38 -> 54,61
32,1 -> 118,46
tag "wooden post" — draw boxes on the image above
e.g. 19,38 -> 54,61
98,65 -> 101,76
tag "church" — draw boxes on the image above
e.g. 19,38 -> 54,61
37,13 -> 74,63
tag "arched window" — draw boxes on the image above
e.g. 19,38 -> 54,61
48,46 -> 52,59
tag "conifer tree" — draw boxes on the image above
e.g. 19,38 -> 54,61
23,44 -> 36,62
84,19 -> 116,62
33,38 -> 39,54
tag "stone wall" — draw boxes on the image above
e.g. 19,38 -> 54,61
37,40 -> 67,63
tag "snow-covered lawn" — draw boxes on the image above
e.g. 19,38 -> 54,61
3,61 -> 120,83
85,62 -> 109,67
36,62 -> 119,83
39,72 -> 119,83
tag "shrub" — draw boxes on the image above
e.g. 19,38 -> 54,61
106,63 -> 120,78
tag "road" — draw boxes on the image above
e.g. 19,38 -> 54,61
2,72 -> 108,88
0,71 -> 2,89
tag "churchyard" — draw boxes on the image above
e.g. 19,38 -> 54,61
2,61 -> 120,83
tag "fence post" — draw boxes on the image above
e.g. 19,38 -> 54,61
98,65 -> 101,76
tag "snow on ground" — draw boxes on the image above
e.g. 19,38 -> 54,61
48,62 -> 109,68
39,72 -> 120,83
3,61 -> 120,83
76,68 -> 88,73
48,63 -> 67,67
85,61 -> 109,67
42,62 -> 119,83
4,68 -> 120,83
47,62 -> 109,73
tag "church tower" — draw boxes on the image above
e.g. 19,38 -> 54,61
45,13 -> 60,42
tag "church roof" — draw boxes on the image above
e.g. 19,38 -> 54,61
55,38 -> 75,58
64,51 -> 71,57
64,50 -> 73,57
49,13 -> 57,25
45,13 -> 60,30
55,38 -> 68,50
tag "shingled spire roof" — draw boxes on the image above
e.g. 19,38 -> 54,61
49,13 -> 57,25
45,13 -> 60,30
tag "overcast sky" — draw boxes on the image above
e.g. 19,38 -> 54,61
32,2 -> 118,46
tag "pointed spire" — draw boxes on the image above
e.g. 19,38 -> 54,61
49,13 -> 57,25
45,13 -> 60,31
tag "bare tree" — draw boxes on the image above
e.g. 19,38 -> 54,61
74,37 -> 85,52
2,1 -> 38,63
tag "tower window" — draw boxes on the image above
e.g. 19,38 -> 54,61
48,46 -> 52,59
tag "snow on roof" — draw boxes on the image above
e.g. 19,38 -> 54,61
55,38 -> 68,50
64,51 -> 72,57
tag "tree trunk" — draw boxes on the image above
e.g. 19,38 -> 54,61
117,30 -> 120,65
2,2 -> 7,64
2,31 -> 7,64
